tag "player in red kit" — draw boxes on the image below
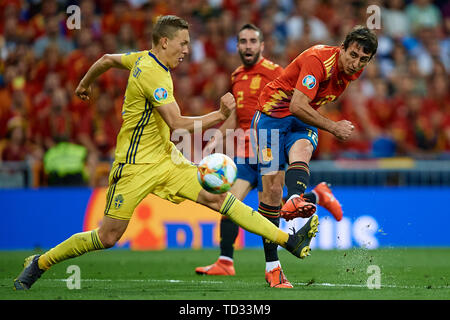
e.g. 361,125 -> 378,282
252,26 -> 378,248
195,24 -> 343,288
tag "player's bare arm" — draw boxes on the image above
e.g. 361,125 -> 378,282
289,89 -> 354,141
203,109 -> 237,153
75,54 -> 126,100
157,92 -> 236,132
217,109 -> 238,136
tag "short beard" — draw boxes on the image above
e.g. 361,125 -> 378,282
239,50 -> 260,67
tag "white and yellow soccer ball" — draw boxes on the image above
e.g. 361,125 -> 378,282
197,153 -> 237,194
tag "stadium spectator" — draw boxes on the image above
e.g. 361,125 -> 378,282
338,83 -> 373,159
364,78 -> 398,157
30,44 -> 66,95
442,114 -> 450,156
382,0 -> 411,39
43,140 -> 88,186
1,15 -> 24,60
1,116 -> 42,162
117,23 -> 139,53
38,87 -> 74,150
76,91 -> 121,186
26,0 -> 61,40
33,15 -> 74,59
79,0 -> 103,40
286,0 -> 330,43
77,92 -> 121,162
101,0 -> 132,35
406,0 -> 443,33
313,102 -> 341,160
0,64 -> 30,135
426,74 -> 450,153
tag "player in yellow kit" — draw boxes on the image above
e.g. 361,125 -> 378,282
13,15 -> 319,290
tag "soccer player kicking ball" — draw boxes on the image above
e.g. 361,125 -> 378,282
13,15 -> 319,291
252,26 -> 377,240
195,24 -> 343,288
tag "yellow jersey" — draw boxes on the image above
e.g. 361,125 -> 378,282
115,50 -> 176,164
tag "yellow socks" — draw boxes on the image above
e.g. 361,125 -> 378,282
220,193 -> 289,246
38,229 -> 104,270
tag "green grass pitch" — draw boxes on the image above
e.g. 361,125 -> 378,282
1,248 -> 449,300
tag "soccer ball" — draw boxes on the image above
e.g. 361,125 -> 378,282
197,153 -> 237,194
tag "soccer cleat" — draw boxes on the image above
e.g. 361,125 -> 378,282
280,195 -> 316,221
265,266 -> 293,288
13,254 -> 45,290
313,182 -> 343,221
285,215 -> 319,259
195,259 -> 235,276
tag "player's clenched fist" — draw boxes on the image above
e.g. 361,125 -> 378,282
332,120 -> 355,141
219,92 -> 236,119
75,84 -> 91,101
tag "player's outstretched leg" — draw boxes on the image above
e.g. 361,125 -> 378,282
13,218 -> 125,290
197,190 -> 289,247
284,214 -> 319,259
196,190 -> 319,261
13,255 -> 45,290
13,229 -> 105,290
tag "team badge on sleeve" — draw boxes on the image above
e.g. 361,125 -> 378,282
302,75 -> 316,89
153,87 -> 168,101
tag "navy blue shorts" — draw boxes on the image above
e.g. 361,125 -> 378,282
250,110 -> 318,175
234,156 -> 262,192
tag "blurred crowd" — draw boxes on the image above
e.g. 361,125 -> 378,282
0,0 -> 449,187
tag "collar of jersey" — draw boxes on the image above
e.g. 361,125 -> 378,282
148,51 -> 169,72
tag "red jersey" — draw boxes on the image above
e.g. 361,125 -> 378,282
231,58 -> 283,157
258,45 -> 363,118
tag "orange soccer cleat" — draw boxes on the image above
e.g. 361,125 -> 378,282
265,266 -> 293,288
313,182 -> 343,221
280,195 -> 316,221
195,258 -> 235,276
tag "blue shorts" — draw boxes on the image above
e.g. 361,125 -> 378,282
234,156 -> 262,192
250,111 -> 318,175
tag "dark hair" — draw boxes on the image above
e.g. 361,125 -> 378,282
152,15 -> 189,46
237,23 -> 264,42
343,25 -> 378,59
